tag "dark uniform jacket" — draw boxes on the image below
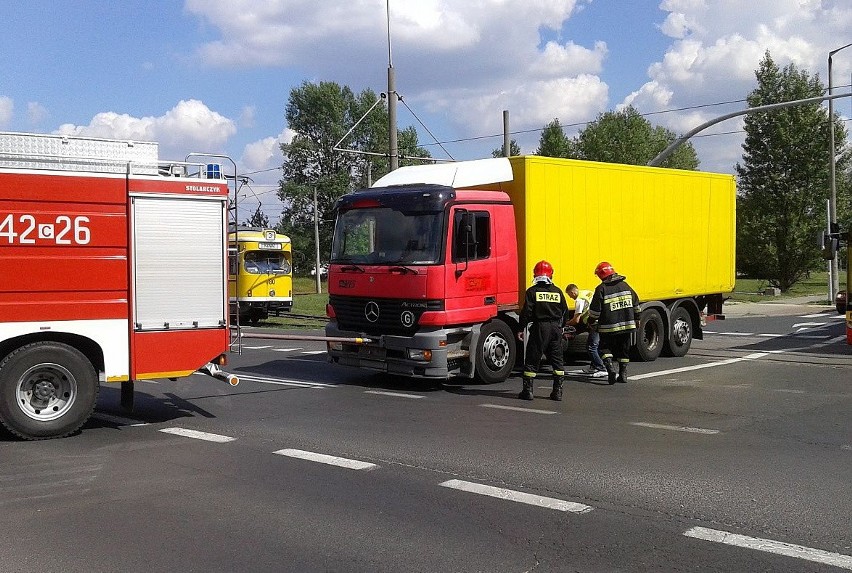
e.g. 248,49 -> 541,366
519,281 -> 568,327
588,274 -> 641,334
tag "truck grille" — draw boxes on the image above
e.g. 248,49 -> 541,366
329,295 -> 444,336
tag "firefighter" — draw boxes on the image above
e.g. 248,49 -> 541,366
587,261 -> 641,384
517,260 -> 569,401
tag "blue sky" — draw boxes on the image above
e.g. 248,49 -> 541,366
1,1 -> 850,221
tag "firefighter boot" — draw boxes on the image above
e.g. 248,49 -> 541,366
617,361 -> 629,384
603,357 -> 617,385
518,378 -> 534,401
549,377 -> 564,401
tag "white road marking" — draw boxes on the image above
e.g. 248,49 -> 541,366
684,526 -> 852,570
480,404 -> 557,415
756,333 -> 784,338
439,479 -> 593,513
91,413 -> 148,427
799,313 -> 831,318
774,389 -> 806,394
273,449 -> 376,470
792,322 -> 825,329
240,345 -> 272,350
300,350 -> 326,355
630,422 -> 719,435
159,427 -> 236,443
630,353 -> 768,380
364,390 -> 425,399
236,374 -> 335,388
272,348 -> 301,352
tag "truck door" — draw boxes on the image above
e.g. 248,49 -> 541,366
446,206 -> 498,322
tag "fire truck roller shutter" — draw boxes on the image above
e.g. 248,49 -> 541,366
132,197 -> 226,330
0,341 -> 99,440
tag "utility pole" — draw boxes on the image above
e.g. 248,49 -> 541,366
828,43 -> 852,300
313,186 -> 321,294
387,0 -> 398,171
503,110 -> 510,157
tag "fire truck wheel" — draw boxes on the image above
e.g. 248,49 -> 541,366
0,342 -> 99,440
633,309 -> 663,362
474,320 -> 516,384
665,306 -> 693,357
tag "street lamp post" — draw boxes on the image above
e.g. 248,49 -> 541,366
828,43 -> 852,300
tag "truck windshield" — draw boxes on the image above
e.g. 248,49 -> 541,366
331,207 -> 444,265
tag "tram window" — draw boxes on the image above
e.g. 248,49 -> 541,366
244,251 -> 287,274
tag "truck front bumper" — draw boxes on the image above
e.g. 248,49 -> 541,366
325,321 -> 465,379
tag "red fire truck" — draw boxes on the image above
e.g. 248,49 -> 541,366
0,132 -> 234,440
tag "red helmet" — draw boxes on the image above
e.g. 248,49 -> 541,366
595,261 -> 615,280
533,260 -> 553,279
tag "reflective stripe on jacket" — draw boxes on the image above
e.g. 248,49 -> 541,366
588,275 -> 641,334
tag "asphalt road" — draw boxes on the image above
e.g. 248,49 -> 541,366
1,304 -> 850,572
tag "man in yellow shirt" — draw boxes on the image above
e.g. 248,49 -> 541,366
565,283 -> 607,378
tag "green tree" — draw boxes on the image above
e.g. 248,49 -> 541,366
491,138 -> 521,157
573,106 -> 699,169
277,81 -> 430,274
243,205 -> 270,229
535,118 -> 574,158
736,51 -> 849,291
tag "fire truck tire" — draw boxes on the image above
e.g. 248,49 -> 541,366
665,306 -> 693,357
633,309 -> 663,362
474,320 -> 516,384
0,342 -> 99,440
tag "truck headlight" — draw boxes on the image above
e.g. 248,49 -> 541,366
407,349 -> 432,362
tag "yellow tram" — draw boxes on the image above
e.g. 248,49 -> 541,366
228,227 -> 293,324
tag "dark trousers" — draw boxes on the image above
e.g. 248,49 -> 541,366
600,331 -> 634,363
523,321 -> 565,379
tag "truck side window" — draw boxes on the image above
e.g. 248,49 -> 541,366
452,211 -> 490,262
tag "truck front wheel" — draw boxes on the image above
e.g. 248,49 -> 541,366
474,320 -> 516,384
633,309 -> 663,362
0,342 -> 99,440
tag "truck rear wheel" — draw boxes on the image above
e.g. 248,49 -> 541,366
665,306 -> 693,357
633,309 -> 663,362
0,342 -> 99,440
474,320 -> 516,384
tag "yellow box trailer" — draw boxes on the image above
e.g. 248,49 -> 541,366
503,155 -> 736,304
498,155 -> 736,361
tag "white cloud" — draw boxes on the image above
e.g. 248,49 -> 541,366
240,128 -> 294,173
0,97 -> 13,127
239,105 -> 256,128
531,41 -> 607,78
54,99 -> 236,159
27,102 -> 48,126
182,0 -> 851,172
628,0 -> 852,172
185,0 -> 599,150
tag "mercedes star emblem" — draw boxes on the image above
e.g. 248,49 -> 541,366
365,301 -> 380,322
